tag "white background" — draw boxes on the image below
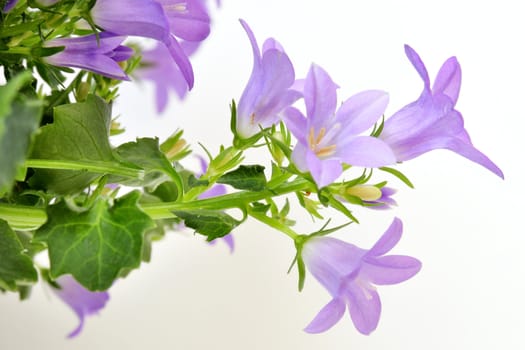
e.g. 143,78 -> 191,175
1,0 -> 523,349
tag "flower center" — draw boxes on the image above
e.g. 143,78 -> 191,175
355,277 -> 377,301
308,127 -> 336,158
164,3 -> 187,13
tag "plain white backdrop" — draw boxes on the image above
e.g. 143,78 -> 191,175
1,1 -> 523,349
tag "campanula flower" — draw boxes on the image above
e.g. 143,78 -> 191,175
43,33 -> 133,80
136,41 -> 199,113
380,45 -> 503,178
302,218 -> 420,334
51,275 -> 110,338
284,64 -> 396,188
236,19 -> 301,138
90,0 -> 211,90
344,185 -> 397,210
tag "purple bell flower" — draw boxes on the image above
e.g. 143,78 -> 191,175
43,32 -> 133,80
302,218 -> 421,334
284,64 -> 396,188
51,275 -> 110,338
236,19 -> 301,138
380,45 -> 504,178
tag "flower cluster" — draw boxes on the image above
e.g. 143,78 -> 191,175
0,1 -> 502,341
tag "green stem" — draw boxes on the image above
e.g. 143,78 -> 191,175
0,204 -> 47,231
248,209 -> 298,240
25,159 -> 144,179
141,177 -> 313,220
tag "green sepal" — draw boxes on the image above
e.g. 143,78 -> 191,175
173,209 -> 239,241
0,219 -> 38,291
379,166 -> 414,188
217,165 -> 266,191
34,191 -> 155,291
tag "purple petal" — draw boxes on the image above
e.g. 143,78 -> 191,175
302,236 -> 365,297
404,44 -> 430,91
367,217 -> 402,257
166,35 -> 194,89
221,233 -> 235,253
3,0 -> 18,12
199,184 -> 227,199
44,33 -> 127,52
91,0 -> 170,43
45,52 -> 130,81
336,136 -> 396,168
111,45 -> 135,62
51,275 -> 109,338
432,56 -> 461,105
282,107 -> 307,144
304,298 -> 346,333
306,149 -> 343,188
262,38 -> 284,53
304,64 -> 339,127
362,255 -> 422,285
345,281 -> 381,335
158,0 -> 211,41
336,90 -> 389,135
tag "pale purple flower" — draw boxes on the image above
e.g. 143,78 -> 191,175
236,19 -> 301,138
136,41 -> 199,113
90,0 -> 211,90
43,33 -> 133,80
365,187 -> 397,210
380,45 -> 503,178
51,275 -> 110,338
284,64 -> 396,188
302,218 -> 421,334
3,0 -> 18,12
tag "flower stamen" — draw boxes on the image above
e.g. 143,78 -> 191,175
309,127 -> 336,157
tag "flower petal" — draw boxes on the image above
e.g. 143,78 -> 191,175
336,90 -> 389,135
336,136 -> 396,168
404,44 -> 430,91
283,107 -> 307,144
362,255 -> 422,285
45,53 -> 130,81
346,281 -> 381,335
367,217 -> 402,256
304,298 -> 346,334
306,150 -> 343,188
304,64 -> 338,127
158,0 -> 210,41
166,35 -> 194,89
432,56 -> 461,105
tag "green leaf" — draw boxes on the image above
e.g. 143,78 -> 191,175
173,210 -> 239,241
34,191 -> 155,291
113,137 -> 183,194
0,219 -> 38,291
379,166 -> 414,188
217,165 -> 266,191
0,100 -> 43,194
29,95 -> 116,194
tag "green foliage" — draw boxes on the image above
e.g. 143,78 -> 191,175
217,165 -> 267,191
34,192 -> 154,291
0,220 -> 38,291
173,210 -> 239,241
29,95 -> 115,194
0,72 -> 42,195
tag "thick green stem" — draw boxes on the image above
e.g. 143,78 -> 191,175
141,177 -> 313,220
0,204 -> 47,231
25,159 -> 144,179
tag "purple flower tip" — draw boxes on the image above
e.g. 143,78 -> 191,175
302,218 -> 421,334
51,275 -> 110,338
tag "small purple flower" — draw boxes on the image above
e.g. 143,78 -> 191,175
3,0 -> 18,12
302,218 -> 421,334
344,185 -> 397,210
236,19 -> 301,138
135,41 -> 199,113
43,33 -> 133,80
365,186 -> 397,210
284,64 -> 396,188
51,275 -> 110,338
90,0 -> 211,90
380,45 -> 504,178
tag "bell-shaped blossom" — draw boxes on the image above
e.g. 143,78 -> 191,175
90,0 -> 211,90
51,275 -> 110,338
135,41 -> 200,113
3,0 -> 18,11
380,45 -> 503,178
302,218 -> 421,334
43,33 -> 133,80
365,186 -> 397,210
284,64 -> 396,188
236,19 -> 301,138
